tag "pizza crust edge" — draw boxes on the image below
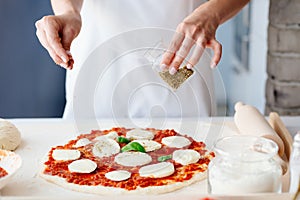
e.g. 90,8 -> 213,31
39,164 -> 207,195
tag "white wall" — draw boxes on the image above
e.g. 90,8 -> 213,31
215,0 -> 269,115
213,19 -> 234,115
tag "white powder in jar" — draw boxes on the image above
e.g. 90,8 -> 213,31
208,149 -> 282,194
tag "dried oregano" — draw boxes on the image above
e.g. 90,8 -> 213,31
159,66 -> 194,90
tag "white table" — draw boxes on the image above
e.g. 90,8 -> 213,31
1,117 -> 299,200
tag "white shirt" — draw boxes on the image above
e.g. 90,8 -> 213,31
64,0 -> 216,120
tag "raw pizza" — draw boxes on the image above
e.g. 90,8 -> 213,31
40,127 -> 215,194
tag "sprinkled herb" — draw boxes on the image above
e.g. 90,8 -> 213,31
158,154 -> 172,162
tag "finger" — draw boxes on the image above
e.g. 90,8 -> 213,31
35,21 -> 55,55
61,27 -> 77,51
160,32 -> 184,69
68,58 -> 74,70
66,50 -> 72,56
36,29 -> 65,67
187,37 -> 206,68
36,28 -> 51,52
207,39 -> 222,68
42,17 -> 69,64
67,54 -> 74,70
45,27 -> 69,64
47,44 -> 68,68
169,37 -> 194,75
65,50 -> 74,69
35,21 -> 48,49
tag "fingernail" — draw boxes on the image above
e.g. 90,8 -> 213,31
169,67 -> 177,75
210,62 -> 217,69
186,63 -> 193,69
60,63 -> 68,69
61,56 -> 68,63
66,50 -> 72,56
160,63 -> 168,71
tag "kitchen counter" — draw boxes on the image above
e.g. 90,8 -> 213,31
1,117 -> 299,200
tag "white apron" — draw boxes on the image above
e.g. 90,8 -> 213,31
64,0 -> 216,120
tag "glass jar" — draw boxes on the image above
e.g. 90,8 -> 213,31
208,135 -> 282,194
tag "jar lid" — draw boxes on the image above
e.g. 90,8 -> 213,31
213,135 -> 279,162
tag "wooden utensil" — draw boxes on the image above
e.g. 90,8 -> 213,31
269,112 -> 293,161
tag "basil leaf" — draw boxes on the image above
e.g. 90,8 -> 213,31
117,136 -> 130,144
158,154 -> 172,162
121,142 -> 146,153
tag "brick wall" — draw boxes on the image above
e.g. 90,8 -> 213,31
265,0 -> 300,115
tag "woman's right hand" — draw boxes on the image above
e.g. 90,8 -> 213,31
35,12 -> 82,69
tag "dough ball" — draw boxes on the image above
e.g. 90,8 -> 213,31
0,119 -> 21,150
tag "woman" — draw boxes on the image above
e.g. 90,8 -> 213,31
35,0 -> 249,119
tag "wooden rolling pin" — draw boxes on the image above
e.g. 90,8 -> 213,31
234,102 -> 285,157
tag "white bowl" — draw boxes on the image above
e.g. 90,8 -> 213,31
0,149 -> 22,190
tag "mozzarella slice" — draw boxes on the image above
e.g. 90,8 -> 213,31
161,136 -> 191,148
115,152 -> 152,167
132,140 -> 161,152
68,159 -> 97,173
139,162 -> 175,178
94,131 -> 119,141
52,149 -> 81,161
105,131 -> 119,139
172,149 -> 200,165
105,170 -> 131,181
92,137 -> 120,158
94,136 -> 104,141
126,129 -> 154,140
74,138 -> 91,148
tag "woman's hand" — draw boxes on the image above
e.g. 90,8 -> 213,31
161,3 -> 222,74
35,12 -> 82,69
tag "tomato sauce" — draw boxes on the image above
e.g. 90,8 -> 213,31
0,167 -> 8,178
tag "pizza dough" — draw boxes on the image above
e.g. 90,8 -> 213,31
39,170 -> 207,195
0,119 -> 21,151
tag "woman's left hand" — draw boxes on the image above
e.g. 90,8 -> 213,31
160,2 -> 222,74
